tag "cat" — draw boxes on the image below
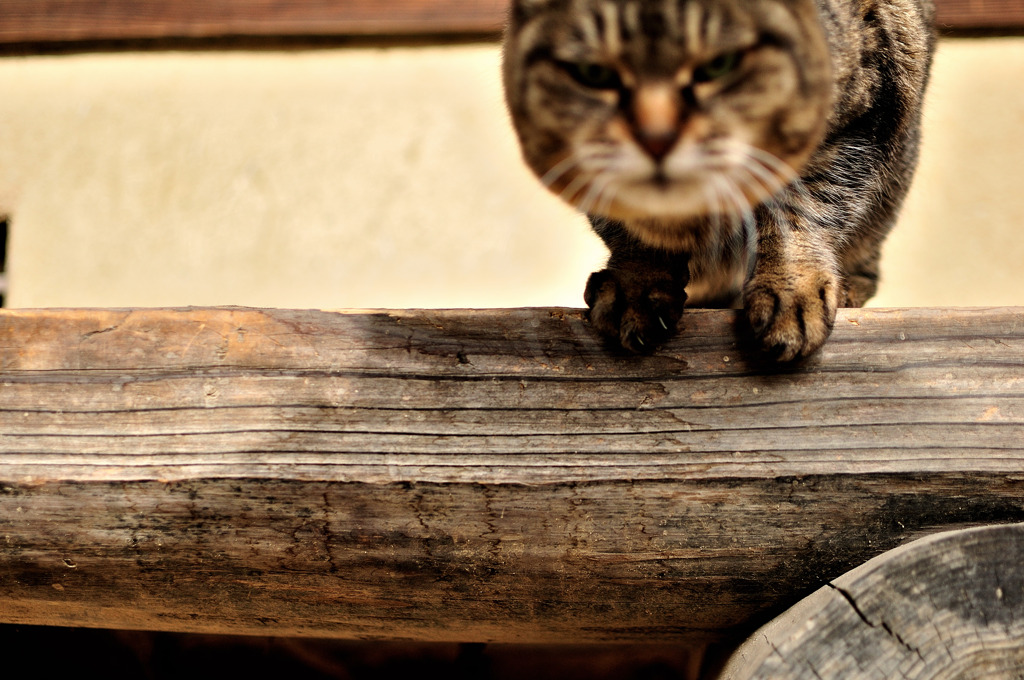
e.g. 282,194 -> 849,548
503,0 -> 934,360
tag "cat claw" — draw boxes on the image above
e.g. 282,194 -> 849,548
744,273 -> 838,361
584,268 -> 686,354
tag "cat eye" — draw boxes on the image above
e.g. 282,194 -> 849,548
559,61 -> 623,90
693,51 -> 742,83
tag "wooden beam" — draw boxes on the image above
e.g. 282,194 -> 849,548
1,306 -> 1024,644
0,0 -> 509,44
720,523 -> 1024,678
0,0 -> 1020,46
934,0 -> 1024,29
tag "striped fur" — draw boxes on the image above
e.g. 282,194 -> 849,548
503,0 -> 935,359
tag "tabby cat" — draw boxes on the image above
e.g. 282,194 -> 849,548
503,0 -> 934,359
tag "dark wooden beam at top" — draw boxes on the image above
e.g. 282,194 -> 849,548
0,0 -> 509,44
0,0 -> 1021,47
934,0 -> 1024,29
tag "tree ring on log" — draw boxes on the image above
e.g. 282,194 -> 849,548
719,523 -> 1024,679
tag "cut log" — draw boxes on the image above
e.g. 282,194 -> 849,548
719,523 -> 1024,679
1,306 -> 1024,644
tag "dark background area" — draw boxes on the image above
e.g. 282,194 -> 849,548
0,624 -> 712,680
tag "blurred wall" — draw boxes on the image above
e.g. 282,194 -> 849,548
0,38 -> 1021,310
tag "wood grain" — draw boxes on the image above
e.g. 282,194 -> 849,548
0,0 -> 1019,45
720,523 -> 1024,678
1,306 -> 1024,643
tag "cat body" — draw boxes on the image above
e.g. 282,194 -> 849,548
503,0 -> 935,359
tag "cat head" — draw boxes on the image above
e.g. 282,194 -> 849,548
503,0 -> 832,239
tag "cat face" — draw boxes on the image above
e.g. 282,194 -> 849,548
503,0 -> 832,233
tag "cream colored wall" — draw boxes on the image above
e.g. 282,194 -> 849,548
0,46 -> 604,310
873,38 -> 1024,307
0,38 -> 1021,310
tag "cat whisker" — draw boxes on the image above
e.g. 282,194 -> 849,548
732,143 -> 828,240
713,173 -> 754,230
578,171 -> 617,216
701,182 -> 723,260
724,166 -> 774,267
709,173 -> 757,265
732,177 -> 761,266
726,144 -> 796,199
735,144 -> 799,185
702,183 -> 724,242
594,177 -> 619,218
737,158 -> 788,198
559,171 -> 596,208
705,177 -> 739,259
592,176 -> 621,218
539,155 -> 582,190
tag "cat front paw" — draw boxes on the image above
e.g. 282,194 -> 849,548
584,268 -> 687,354
744,270 -> 839,361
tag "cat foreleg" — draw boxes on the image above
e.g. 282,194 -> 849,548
743,203 -> 841,362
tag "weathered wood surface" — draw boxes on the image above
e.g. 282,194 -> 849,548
1,306 -> 1024,643
0,0 -> 1018,46
719,523 -> 1024,679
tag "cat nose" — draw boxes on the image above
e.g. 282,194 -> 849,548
635,128 -> 680,161
631,83 -> 681,162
